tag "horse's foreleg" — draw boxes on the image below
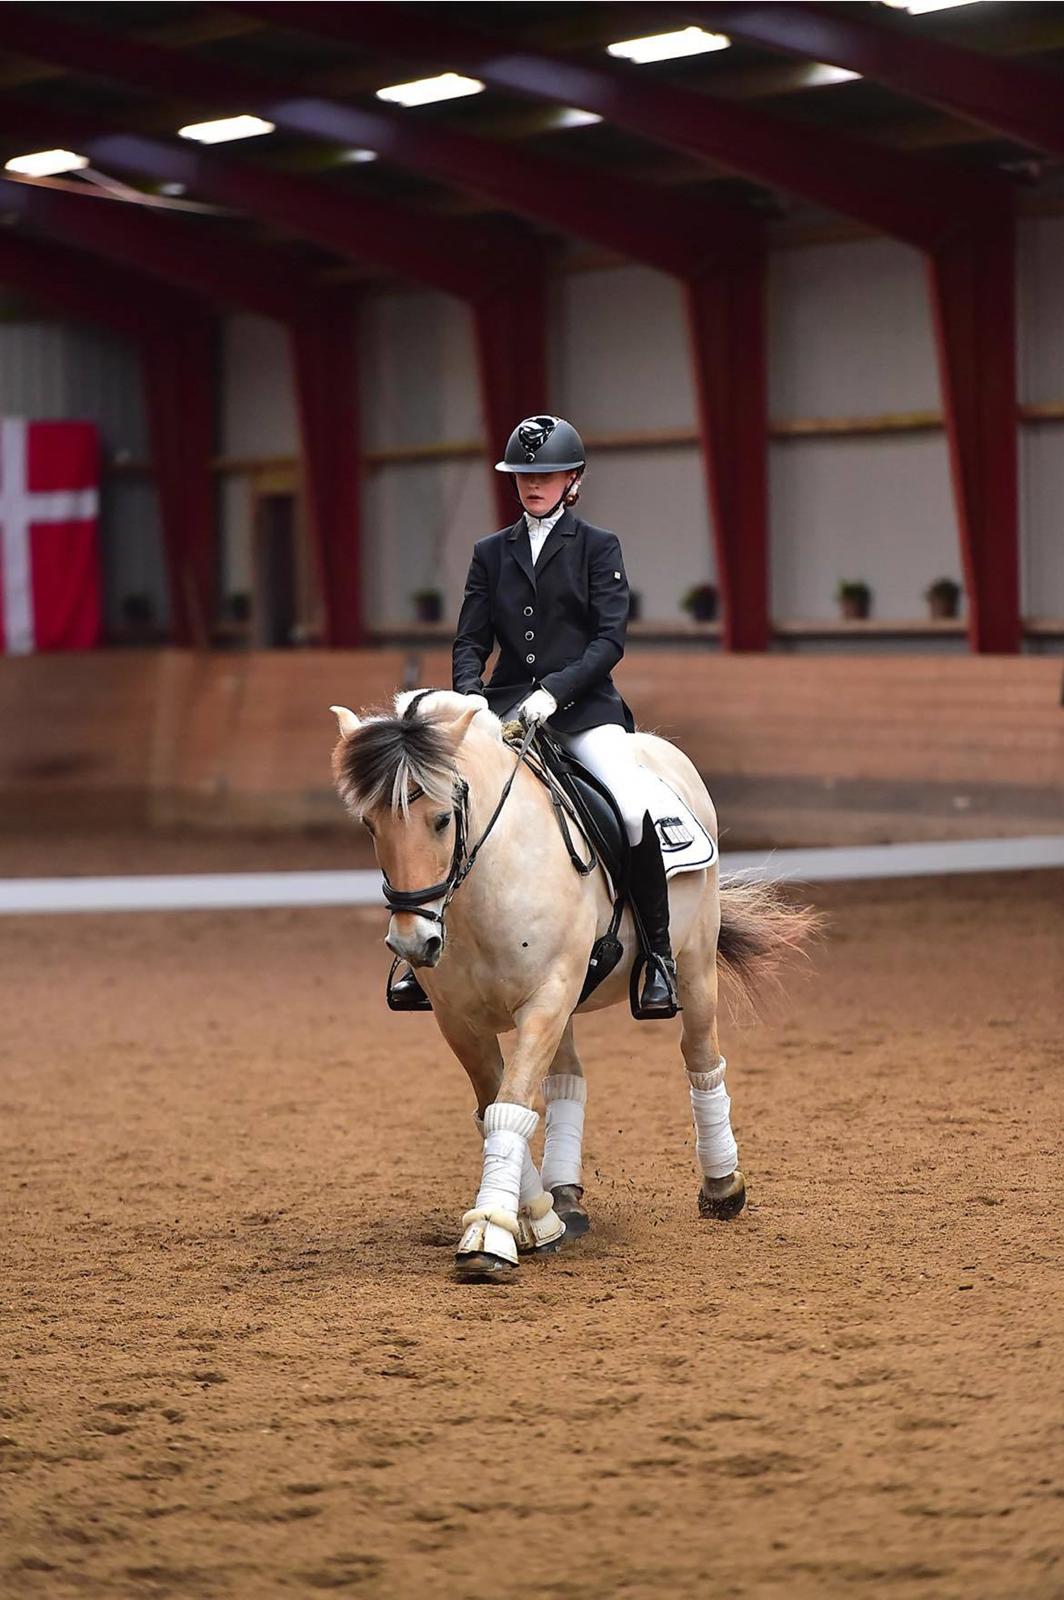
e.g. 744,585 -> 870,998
677,937 -> 746,1221
541,1020 -> 590,1237
438,1006 -> 567,1278
457,979 -> 581,1280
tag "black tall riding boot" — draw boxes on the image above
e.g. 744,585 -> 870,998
628,812 -> 680,1019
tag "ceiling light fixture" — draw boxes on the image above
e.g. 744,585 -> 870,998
178,114 -> 275,144
607,27 -> 730,64
554,108 -> 604,129
339,148 -> 379,164
376,72 -> 484,107
809,64 -> 862,85
4,148 -> 88,177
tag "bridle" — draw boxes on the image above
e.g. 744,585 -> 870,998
380,717 -> 538,933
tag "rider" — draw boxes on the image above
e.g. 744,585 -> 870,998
390,414 -> 679,1019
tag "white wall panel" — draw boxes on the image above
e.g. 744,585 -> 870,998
220,477 -> 253,600
361,290 -> 479,450
1020,424 -> 1064,616
769,238 -> 939,418
770,435 -> 959,620
363,459 -> 494,623
581,448 -> 713,620
100,479 -> 168,628
553,267 -> 696,433
221,315 -> 297,456
1018,216 -> 1064,408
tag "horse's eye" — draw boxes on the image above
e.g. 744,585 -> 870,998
434,811 -> 452,834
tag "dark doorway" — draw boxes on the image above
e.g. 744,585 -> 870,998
253,492 -> 297,648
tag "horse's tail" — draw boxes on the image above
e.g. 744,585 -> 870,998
715,873 -> 822,1013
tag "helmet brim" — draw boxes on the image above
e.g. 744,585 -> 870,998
494,460 -> 585,474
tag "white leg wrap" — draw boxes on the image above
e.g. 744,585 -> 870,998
688,1056 -> 738,1180
458,1102 -> 539,1265
540,1074 -> 587,1191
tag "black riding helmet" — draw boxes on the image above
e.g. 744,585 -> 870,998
496,415 -> 586,518
495,415 -> 586,475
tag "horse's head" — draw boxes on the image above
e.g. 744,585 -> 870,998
329,692 -> 489,968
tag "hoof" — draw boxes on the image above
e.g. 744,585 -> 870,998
454,1251 -> 518,1283
698,1171 -> 747,1221
550,1184 -> 591,1238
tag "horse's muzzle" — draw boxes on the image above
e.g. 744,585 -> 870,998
386,918 -> 443,968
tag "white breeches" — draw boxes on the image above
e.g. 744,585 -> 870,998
555,723 -> 658,845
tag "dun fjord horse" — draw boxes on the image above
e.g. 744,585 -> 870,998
330,690 -> 816,1282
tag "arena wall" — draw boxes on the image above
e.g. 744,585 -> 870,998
4,652 -> 1061,847
5,215 -> 1064,640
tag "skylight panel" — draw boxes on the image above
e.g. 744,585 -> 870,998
5,149 -> 88,177
376,73 -> 484,107
607,27 -> 730,64
178,115 -> 276,145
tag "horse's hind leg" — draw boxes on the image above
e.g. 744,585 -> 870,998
541,1020 -> 590,1238
677,930 -> 746,1221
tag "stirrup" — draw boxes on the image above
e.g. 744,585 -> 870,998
386,958 -> 432,1012
629,952 -> 680,1021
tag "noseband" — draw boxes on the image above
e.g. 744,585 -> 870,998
380,719 -> 538,932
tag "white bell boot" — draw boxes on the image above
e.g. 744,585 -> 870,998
457,1102 -> 539,1267
473,1110 -> 565,1253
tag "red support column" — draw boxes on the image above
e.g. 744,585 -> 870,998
140,313 -> 217,648
928,202 -> 1020,654
684,240 -> 770,652
471,260 -> 550,528
288,295 -> 363,647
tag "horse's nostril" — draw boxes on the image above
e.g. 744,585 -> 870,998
424,935 -> 442,964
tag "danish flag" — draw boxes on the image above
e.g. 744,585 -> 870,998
0,418 -> 101,654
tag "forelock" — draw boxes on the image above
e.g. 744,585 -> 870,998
335,709 -> 456,819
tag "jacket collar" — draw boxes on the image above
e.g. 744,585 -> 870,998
505,508 -> 576,588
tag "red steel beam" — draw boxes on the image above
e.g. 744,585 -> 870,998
240,0 -> 998,252
684,3 -> 1064,159
686,254 -> 768,651
0,232 -> 216,645
928,207 -> 1020,653
0,173 -> 304,321
289,295 -> 364,648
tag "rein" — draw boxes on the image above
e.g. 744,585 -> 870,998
380,719 -> 539,928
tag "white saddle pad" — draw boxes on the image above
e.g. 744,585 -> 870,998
638,767 -> 717,880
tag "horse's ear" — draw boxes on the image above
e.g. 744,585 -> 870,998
442,703 -> 480,750
329,705 -> 361,739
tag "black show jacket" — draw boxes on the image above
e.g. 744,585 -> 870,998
451,509 -> 634,734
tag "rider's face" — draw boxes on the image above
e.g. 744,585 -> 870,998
517,471 -> 574,517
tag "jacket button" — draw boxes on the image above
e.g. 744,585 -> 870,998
525,630 -> 534,641
523,606 -> 533,617
526,653 -> 536,664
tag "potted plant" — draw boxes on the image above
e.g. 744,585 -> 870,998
681,582 -> 719,623
412,587 -> 443,624
925,577 -> 961,620
835,579 -> 871,621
